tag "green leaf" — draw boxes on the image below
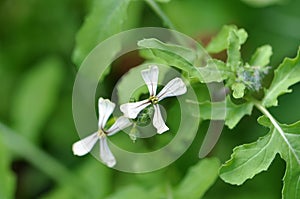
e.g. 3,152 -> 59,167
220,116 -> 300,199
0,134 -> 15,199
72,0 -> 131,66
232,82 -> 246,98
196,59 -> 232,83
11,57 -> 64,142
219,131 -> 278,185
249,45 -> 273,66
189,96 -> 253,129
241,0 -> 287,7
105,186 -> 160,199
43,160 -> 112,199
227,30 -> 242,71
0,122 -> 72,186
138,38 -> 197,65
262,47 -> 300,107
155,0 -> 171,3
174,158 -> 220,199
206,25 -> 247,54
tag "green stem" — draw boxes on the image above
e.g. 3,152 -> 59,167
144,0 -> 176,30
253,101 -> 300,164
0,123 -> 74,185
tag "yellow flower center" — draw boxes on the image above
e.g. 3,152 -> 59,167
97,129 -> 106,137
149,96 -> 158,104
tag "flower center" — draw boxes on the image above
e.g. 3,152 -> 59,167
149,95 -> 158,104
97,129 -> 106,138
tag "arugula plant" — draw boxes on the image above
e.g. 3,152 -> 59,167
138,24 -> 300,198
68,0 -> 300,197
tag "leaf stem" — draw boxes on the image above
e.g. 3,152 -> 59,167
253,101 -> 300,164
144,0 -> 176,30
0,123 -> 75,185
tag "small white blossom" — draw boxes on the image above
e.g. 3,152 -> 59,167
120,65 -> 187,134
72,98 -> 131,167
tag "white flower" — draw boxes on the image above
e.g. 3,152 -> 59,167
72,98 -> 131,167
120,65 -> 187,134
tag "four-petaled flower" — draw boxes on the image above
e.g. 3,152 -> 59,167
120,65 -> 187,134
72,98 -> 131,167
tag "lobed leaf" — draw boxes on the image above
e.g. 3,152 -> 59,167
262,47 -> 300,107
219,131 -> 278,185
220,116 -> 300,199
189,96 -> 253,129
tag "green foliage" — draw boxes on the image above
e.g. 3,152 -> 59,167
174,158 -> 220,199
10,57 -> 64,143
220,116 -> 300,199
2,0 -> 300,198
249,45 -> 272,67
138,38 -> 198,76
263,47 -> 300,107
0,134 -> 15,199
193,96 -> 253,129
241,0 -> 287,7
206,25 -> 247,54
103,158 -> 220,199
72,0 -> 131,66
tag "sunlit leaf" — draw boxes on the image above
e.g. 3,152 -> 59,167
11,57 -> 64,142
262,47 -> 300,107
220,116 -> 300,199
174,158 -> 220,199
249,45 -> 272,67
206,25 -> 247,54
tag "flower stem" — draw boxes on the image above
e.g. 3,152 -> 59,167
144,0 -> 176,30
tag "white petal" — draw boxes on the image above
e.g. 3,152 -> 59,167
99,137 -> 116,167
98,98 -> 115,129
153,104 -> 169,134
120,99 -> 150,119
157,77 -> 187,101
141,65 -> 159,96
72,132 -> 98,156
106,116 -> 132,136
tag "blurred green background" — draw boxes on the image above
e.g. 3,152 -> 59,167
0,0 -> 300,198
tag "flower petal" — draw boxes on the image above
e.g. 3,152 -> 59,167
106,116 -> 132,136
157,77 -> 187,101
120,99 -> 150,119
72,132 -> 98,156
98,98 -> 115,129
141,65 -> 159,96
153,104 -> 169,134
99,137 -> 116,167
